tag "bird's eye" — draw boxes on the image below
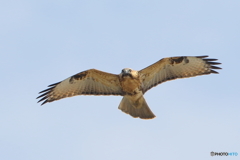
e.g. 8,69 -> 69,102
129,69 -> 132,72
122,69 -> 125,73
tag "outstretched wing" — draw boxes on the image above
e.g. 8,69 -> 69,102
139,56 -> 221,93
37,69 -> 123,105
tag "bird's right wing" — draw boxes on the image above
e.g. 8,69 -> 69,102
37,69 -> 123,105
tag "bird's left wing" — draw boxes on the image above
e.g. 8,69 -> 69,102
37,69 -> 123,105
139,56 -> 221,93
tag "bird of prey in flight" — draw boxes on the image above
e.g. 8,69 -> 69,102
37,56 -> 221,119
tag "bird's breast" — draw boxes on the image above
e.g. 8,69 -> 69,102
120,77 -> 142,95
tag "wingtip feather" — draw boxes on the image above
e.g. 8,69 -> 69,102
211,66 -> 222,70
196,55 -> 209,58
203,58 -> 218,61
210,70 -> 219,74
48,82 -> 61,87
40,100 -> 48,105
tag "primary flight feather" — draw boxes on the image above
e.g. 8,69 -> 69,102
37,56 -> 221,119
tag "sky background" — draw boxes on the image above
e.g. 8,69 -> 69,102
1,0 -> 240,160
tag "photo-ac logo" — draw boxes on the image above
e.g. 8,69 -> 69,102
210,151 -> 238,156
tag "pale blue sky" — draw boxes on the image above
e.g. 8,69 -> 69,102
1,1 -> 239,160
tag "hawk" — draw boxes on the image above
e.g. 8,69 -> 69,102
37,56 -> 221,119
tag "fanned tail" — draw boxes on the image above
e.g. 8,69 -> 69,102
118,96 -> 155,119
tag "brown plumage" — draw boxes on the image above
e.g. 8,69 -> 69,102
37,55 -> 221,119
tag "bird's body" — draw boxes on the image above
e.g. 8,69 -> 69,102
120,68 -> 142,95
37,56 -> 221,119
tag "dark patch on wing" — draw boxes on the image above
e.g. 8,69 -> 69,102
69,71 -> 88,83
170,56 -> 189,65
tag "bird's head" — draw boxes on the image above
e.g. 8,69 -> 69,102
120,68 -> 138,78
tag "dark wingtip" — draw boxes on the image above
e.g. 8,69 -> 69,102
37,96 -> 49,105
37,93 -> 49,105
211,66 -> 222,70
210,70 -> 219,74
48,82 -> 61,87
40,100 -> 48,105
203,58 -> 218,61
37,81 -> 59,105
196,55 -> 209,58
208,62 -> 221,65
200,56 -> 222,74
37,96 -> 48,103
39,87 -> 52,94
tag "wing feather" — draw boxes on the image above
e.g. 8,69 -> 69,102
139,56 -> 221,93
37,69 -> 123,105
